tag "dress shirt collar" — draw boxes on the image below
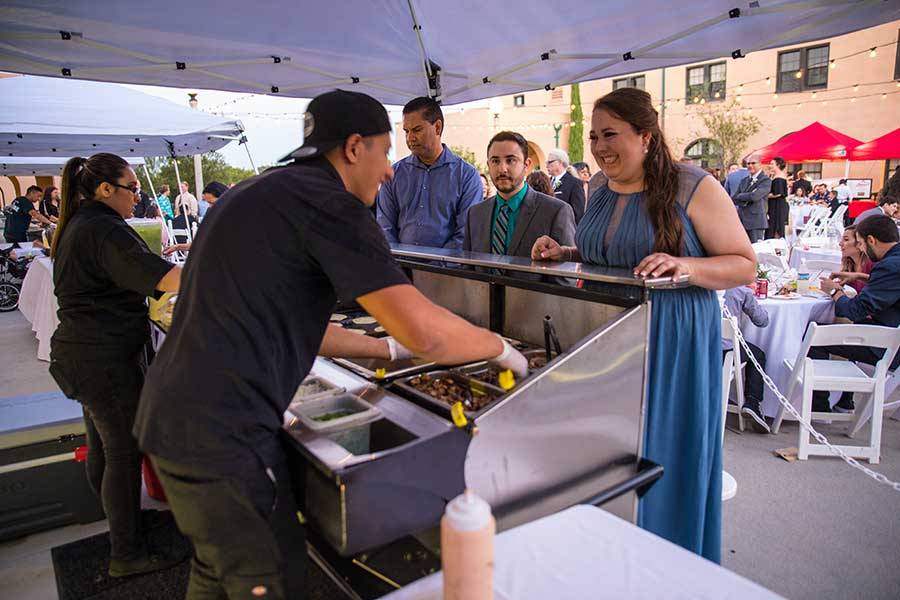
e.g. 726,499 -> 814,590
496,183 -> 528,213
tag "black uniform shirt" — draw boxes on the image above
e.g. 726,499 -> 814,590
135,158 -> 409,470
51,200 -> 174,358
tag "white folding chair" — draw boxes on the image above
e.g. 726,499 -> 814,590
848,366 -> 900,435
798,206 -> 829,238
721,317 -> 743,502
721,316 -> 746,432
165,219 -> 189,265
771,323 -> 900,464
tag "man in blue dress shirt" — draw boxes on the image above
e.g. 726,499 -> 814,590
814,215 -> 900,410
376,97 -> 483,249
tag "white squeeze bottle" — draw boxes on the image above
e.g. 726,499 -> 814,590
441,489 -> 495,600
797,259 -> 810,294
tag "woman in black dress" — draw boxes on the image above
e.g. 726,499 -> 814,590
767,156 -> 789,238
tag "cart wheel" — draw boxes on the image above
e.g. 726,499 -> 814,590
0,282 -> 20,311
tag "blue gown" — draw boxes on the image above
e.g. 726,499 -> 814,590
576,164 -> 722,563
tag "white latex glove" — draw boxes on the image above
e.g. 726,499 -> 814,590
487,336 -> 528,378
385,337 -> 415,361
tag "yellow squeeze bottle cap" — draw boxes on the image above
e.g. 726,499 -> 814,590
497,369 -> 515,391
375,368 -> 386,380
451,402 -> 468,428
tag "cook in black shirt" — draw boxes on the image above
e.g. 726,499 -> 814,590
135,90 -> 526,599
49,153 -> 181,578
3,185 -> 51,243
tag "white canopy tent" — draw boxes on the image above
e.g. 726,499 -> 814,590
0,1 -> 895,105
0,155 -> 144,177
0,75 -> 245,158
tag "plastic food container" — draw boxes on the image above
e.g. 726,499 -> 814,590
290,392 -> 381,433
291,376 -> 344,404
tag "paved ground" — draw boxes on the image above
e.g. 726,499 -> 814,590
1,309 -> 898,599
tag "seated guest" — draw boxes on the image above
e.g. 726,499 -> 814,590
163,182 -> 227,256
809,183 -> 829,203
831,224 -> 872,294
545,148 -> 586,224
816,215 -> 900,411
525,170 -> 553,196
170,195 -> 198,246
855,170 -> 899,224
377,96 -> 483,249
464,131 -> 575,279
156,184 -> 175,221
132,180 -> 153,218
723,287 -> 770,433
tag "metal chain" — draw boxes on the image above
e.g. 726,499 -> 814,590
722,305 -> 900,493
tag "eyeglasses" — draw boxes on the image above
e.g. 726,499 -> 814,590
110,182 -> 139,195
546,159 -> 559,167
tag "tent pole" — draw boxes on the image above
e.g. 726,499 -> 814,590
244,144 -> 259,175
171,155 -> 193,243
844,159 -> 850,179
141,161 -> 156,200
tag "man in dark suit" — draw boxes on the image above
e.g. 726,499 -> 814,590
132,180 -> 153,218
731,156 -> 771,242
546,148 -> 585,224
464,131 -> 575,281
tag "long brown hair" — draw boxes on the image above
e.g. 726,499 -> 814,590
840,224 -> 864,272
593,88 -> 682,255
52,153 -> 130,258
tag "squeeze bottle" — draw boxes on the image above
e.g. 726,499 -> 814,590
441,489 -> 494,600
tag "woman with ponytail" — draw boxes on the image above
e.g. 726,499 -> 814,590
50,153 -> 182,578
532,88 -> 756,562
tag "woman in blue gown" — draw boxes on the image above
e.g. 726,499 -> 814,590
532,88 -> 756,563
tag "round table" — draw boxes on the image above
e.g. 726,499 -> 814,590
738,293 -> 835,418
17,257 -> 58,362
789,246 -> 841,269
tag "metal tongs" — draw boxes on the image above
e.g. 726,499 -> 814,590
543,315 -> 562,364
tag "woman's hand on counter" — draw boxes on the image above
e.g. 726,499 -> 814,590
634,253 -> 692,281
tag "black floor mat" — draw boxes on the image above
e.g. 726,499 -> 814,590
51,509 -> 350,599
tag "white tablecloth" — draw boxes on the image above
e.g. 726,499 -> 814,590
17,257 -> 57,362
740,294 -> 835,417
379,505 -> 783,600
788,246 -> 841,269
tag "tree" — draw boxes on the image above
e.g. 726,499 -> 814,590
135,152 -> 257,195
449,145 -> 483,173
691,100 -> 761,168
567,83 -> 584,163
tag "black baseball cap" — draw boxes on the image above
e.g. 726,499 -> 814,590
279,89 -> 392,162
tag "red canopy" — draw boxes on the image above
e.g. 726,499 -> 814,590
849,128 -> 900,161
752,122 -> 862,163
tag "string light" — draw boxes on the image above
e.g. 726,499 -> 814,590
812,91 -> 817,99
773,93 -> 778,100
765,77 -> 771,85
794,71 -> 803,79
714,91 -> 720,98
738,84 -> 744,93
829,59 -> 836,69
771,106 -> 777,112
869,47 -> 877,58
796,103 -> 802,109
851,97 -> 856,102
736,95 -> 742,102
853,83 -> 860,92
883,93 -> 888,99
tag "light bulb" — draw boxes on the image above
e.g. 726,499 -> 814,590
869,48 -> 877,58
772,106 -> 777,112
851,97 -> 856,103
823,100 -> 828,106
794,71 -> 803,79
738,84 -> 744,92
714,91 -> 720,98
796,103 -> 802,109
765,77 -> 771,85
700,98 -> 706,105
853,84 -> 859,92
736,95 -> 742,102
812,91 -> 817,99
693,96 -> 699,103
773,93 -> 778,100
883,93 -> 887,99
829,60 -> 836,69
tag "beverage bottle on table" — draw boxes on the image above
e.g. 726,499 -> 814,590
441,489 -> 495,600
797,259 -> 810,294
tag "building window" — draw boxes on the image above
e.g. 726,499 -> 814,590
613,75 -> 646,91
894,29 -> 900,80
684,138 -> 722,169
777,44 -> 829,93
513,94 -> 525,107
686,62 -> 726,103
789,162 -> 823,181
887,159 -> 900,183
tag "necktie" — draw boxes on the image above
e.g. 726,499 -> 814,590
491,204 -> 510,255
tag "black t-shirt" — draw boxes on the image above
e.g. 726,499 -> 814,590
39,199 -> 59,219
51,201 -> 174,358
135,158 -> 409,470
4,196 -> 35,241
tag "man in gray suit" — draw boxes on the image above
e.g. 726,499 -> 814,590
464,131 -> 575,281
731,156 -> 771,242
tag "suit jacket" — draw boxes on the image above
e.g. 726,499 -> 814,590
464,187 -> 575,283
731,173 -> 771,231
553,171 -> 586,224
